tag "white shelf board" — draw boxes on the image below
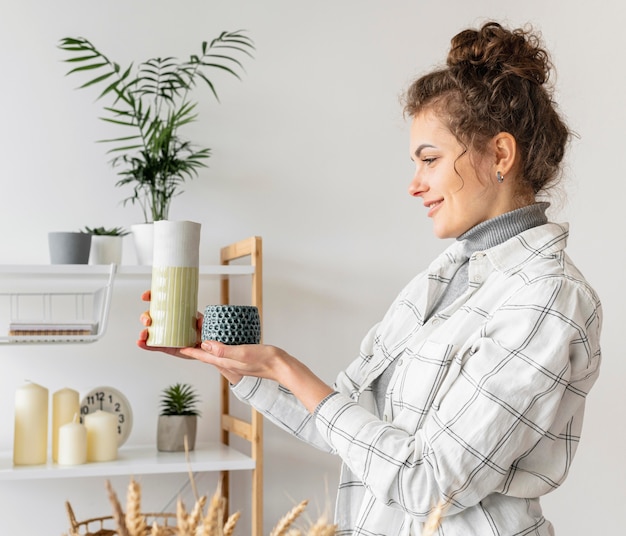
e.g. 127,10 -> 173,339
118,265 -> 255,276
0,443 -> 254,481
0,265 -> 254,277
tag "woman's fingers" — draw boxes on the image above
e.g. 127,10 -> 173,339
137,335 -> 194,360
140,311 -> 152,326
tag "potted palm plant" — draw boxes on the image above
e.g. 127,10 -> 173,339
157,383 -> 201,452
58,31 -> 254,262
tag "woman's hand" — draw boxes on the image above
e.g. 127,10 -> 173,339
180,341 -> 334,413
137,290 -> 334,412
136,290 -> 202,360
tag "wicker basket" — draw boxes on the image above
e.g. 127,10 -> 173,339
65,501 -> 179,536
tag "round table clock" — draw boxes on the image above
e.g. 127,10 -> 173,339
80,386 -> 133,446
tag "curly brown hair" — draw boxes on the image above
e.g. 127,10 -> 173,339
403,21 -> 570,194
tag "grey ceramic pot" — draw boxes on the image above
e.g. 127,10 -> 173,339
48,232 -> 92,264
156,414 -> 197,452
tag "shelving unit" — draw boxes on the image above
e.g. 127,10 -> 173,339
0,236 -> 264,536
0,443 -> 254,481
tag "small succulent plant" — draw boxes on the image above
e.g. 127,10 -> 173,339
82,226 -> 130,236
159,383 -> 201,416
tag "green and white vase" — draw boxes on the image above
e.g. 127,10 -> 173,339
147,220 -> 201,348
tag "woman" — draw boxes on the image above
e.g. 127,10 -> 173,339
139,21 -> 602,535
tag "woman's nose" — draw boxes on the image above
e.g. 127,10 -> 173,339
408,171 -> 425,197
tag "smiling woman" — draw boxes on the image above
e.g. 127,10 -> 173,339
407,111 -> 526,238
138,20 -> 602,536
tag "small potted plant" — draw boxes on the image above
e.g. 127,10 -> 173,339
157,383 -> 201,452
82,226 -> 129,265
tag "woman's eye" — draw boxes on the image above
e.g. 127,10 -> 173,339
422,157 -> 437,165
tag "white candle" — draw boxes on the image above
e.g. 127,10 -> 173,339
52,388 -> 79,462
13,382 -> 49,465
58,414 -> 87,466
84,410 -> 118,462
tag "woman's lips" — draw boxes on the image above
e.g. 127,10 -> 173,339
426,199 -> 443,217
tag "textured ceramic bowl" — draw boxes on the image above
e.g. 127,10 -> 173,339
201,305 -> 261,345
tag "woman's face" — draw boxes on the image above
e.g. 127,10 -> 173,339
408,110 -> 515,239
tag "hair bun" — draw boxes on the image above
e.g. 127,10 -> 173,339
447,22 -> 551,86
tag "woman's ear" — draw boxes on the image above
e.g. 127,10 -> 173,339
492,132 -> 517,175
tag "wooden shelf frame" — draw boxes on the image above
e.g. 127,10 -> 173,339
219,236 -> 263,536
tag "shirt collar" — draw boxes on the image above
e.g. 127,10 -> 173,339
435,221 -> 569,276
485,222 -> 569,275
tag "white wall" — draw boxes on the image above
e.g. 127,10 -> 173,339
0,0 -> 623,533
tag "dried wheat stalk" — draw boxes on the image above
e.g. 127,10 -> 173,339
188,494 -> 207,533
125,477 -> 148,536
270,499 -> 309,536
222,511 -> 241,536
199,486 -> 226,536
421,500 -> 446,536
105,480 -> 131,536
307,518 -> 338,536
177,498 -> 192,536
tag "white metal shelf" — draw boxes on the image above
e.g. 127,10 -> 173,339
0,264 -> 255,344
0,264 -> 255,277
0,443 -> 254,481
0,264 -> 117,344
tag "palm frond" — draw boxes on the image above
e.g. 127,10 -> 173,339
58,30 -> 254,222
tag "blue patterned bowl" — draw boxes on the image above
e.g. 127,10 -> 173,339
201,305 -> 261,345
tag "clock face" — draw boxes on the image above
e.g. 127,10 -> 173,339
80,386 -> 133,446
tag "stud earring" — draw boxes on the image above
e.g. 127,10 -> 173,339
496,171 -> 504,183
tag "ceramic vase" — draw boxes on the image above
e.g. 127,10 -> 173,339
147,221 -> 201,348
130,223 -> 154,265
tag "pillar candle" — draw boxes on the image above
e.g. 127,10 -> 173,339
57,414 -> 87,466
13,382 -> 49,466
52,387 -> 79,462
84,410 -> 118,462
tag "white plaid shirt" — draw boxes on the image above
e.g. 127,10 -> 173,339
233,222 -> 602,535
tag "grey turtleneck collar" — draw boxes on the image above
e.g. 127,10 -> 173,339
457,201 -> 549,258
432,202 -> 549,315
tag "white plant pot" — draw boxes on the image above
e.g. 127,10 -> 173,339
89,235 -> 123,265
131,223 -> 154,265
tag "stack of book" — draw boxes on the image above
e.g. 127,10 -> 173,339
8,322 -> 96,337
